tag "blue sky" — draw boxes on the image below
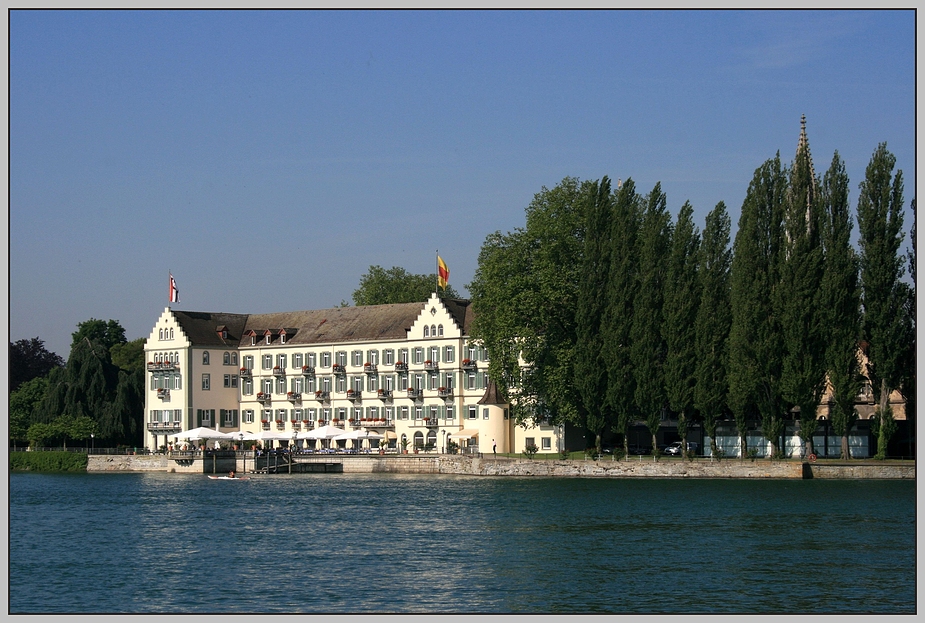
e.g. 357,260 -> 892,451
9,9 -> 916,360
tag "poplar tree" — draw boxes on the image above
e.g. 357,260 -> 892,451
575,176 -> 615,455
662,201 -> 700,456
603,179 -> 641,457
631,183 -> 671,455
857,143 -> 907,458
694,202 -> 732,457
819,152 -> 864,459
729,155 -> 787,458
779,125 -> 827,458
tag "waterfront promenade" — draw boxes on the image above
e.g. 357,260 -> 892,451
87,451 -> 915,479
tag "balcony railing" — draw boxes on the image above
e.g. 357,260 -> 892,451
462,359 -> 478,371
261,421 -> 271,430
256,392 -> 271,403
407,388 -> 423,399
347,389 -> 362,401
314,390 -> 330,402
423,361 -> 438,372
146,421 -> 181,432
239,368 -> 252,378
394,362 -> 408,372
364,363 -> 378,375
287,392 -> 301,402
302,365 -> 315,376
273,366 -> 285,377
147,362 -> 178,372
301,420 -> 314,430
156,388 -> 170,400
377,389 -> 392,400
333,364 -> 346,375
437,387 -> 453,399
275,421 -> 287,430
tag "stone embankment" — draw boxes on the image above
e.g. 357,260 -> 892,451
88,454 -> 914,479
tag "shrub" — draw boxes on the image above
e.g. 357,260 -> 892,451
747,448 -> 760,462
523,443 -> 539,460
10,451 -> 87,472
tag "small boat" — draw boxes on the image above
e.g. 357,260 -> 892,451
207,475 -> 249,480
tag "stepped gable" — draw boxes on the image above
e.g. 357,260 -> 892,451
242,302 -> 426,346
171,310 -> 249,347
440,297 -> 473,335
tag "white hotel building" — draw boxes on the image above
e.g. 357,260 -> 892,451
143,293 -> 561,455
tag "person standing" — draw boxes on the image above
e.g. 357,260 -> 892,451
492,440 -> 496,455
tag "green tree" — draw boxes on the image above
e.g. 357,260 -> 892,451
71,318 -> 127,351
856,143 -> 907,458
729,155 -> 788,458
694,202 -> 732,457
352,265 -> 459,305
10,376 -> 48,446
469,177 -> 591,429
26,421 -> 58,449
819,152 -> 864,459
631,183 -> 671,454
779,133 -> 827,458
575,176 -> 616,455
663,201 -> 701,455
110,337 -> 146,373
603,179 -> 642,457
9,337 -> 64,393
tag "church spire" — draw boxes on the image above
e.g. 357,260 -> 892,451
796,113 -> 816,185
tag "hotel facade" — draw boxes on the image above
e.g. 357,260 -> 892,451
143,293 -> 561,455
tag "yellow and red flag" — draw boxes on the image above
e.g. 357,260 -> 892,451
437,256 -> 449,290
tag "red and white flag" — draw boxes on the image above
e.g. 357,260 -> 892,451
169,274 -> 180,303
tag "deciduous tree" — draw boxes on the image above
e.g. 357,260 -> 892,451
9,337 -> 64,393
857,143 -> 907,458
352,266 -> 459,305
694,202 -> 732,457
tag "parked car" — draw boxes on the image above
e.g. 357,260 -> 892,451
664,441 -> 698,456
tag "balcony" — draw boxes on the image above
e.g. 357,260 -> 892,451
156,388 -> 170,400
364,363 -> 378,375
333,363 -> 346,375
437,387 -> 453,399
421,418 -> 437,426
317,420 -> 328,427
239,368 -> 252,378
347,389 -> 362,401
261,421 -> 271,430
256,392 -> 271,403
292,421 -> 301,431
147,362 -> 178,372
394,361 -> 408,372
146,421 -> 181,432
377,389 -> 392,400
349,418 -> 363,427
424,360 -> 438,372
287,392 -> 302,403
314,390 -> 330,402
301,420 -> 314,430
272,366 -> 285,377
462,359 -> 478,371
275,420 -> 287,430
301,365 -> 315,377
407,388 -> 423,400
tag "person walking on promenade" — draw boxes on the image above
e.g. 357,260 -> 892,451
492,440 -> 496,455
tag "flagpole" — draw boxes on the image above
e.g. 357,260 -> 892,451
435,250 -> 439,297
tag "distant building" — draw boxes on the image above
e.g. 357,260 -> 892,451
143,293 -> 562,454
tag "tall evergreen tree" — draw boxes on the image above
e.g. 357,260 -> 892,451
662,200 -> 701,456
631,183 -> 671,454
779,119 -> 827,458
729,154 -> 788,458
694,202 -> 732,457
820,151 -> 864,459
603,179 -> 642,457
856,143 -> 907,458
575,176 -> 615,455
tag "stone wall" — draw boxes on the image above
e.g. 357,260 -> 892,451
86,453 -> 913,479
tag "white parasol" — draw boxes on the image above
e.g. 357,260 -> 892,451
171,427 -> 234,441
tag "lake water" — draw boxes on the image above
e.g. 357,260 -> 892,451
9,472 -> 915,614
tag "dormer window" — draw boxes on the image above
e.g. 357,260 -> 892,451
281,333 -> 287,345
266,335 -> 271,345
222,329 -> 228,339
251,336 -> 257,346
